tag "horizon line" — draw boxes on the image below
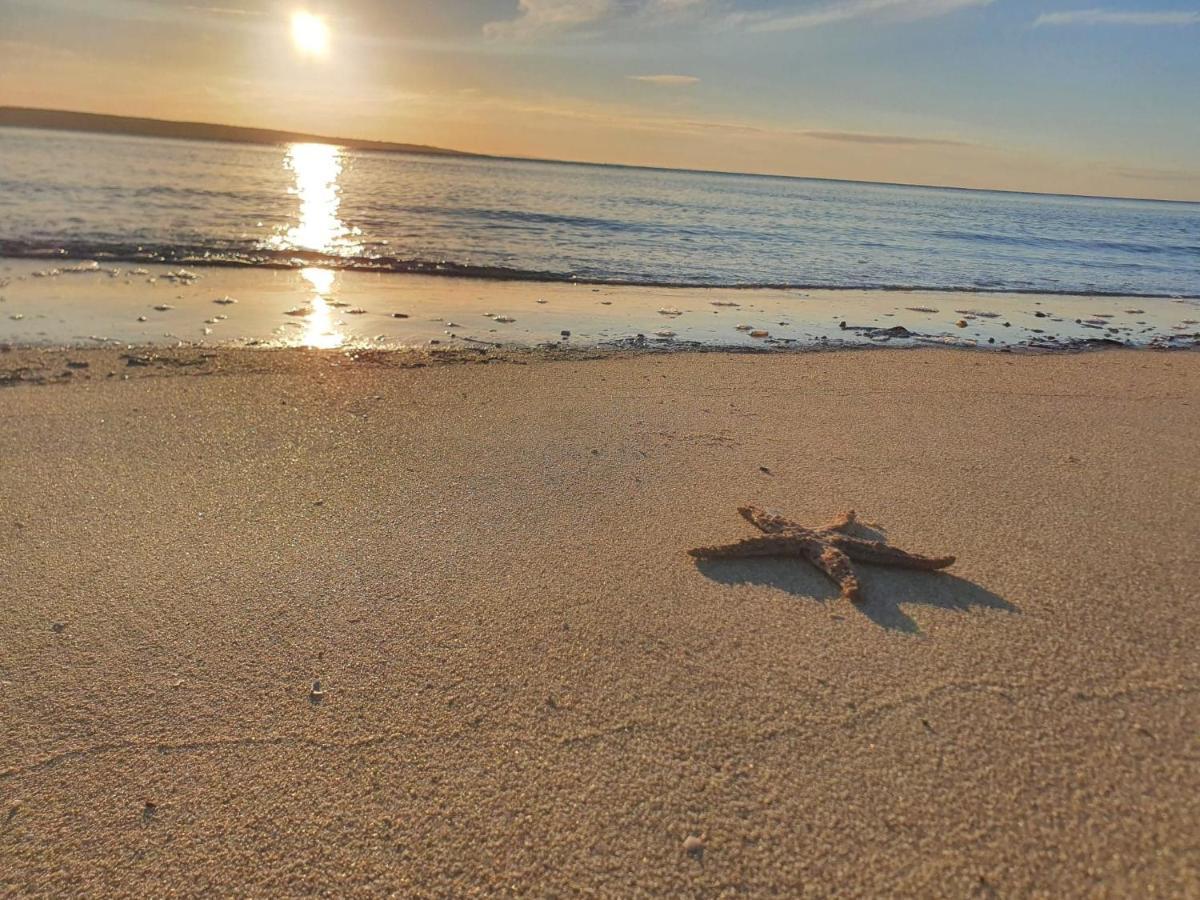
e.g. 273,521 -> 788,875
1,105 -> 1196,207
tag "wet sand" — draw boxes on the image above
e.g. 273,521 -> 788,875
3,258 -> 1198,352
1,347 -> 1198,896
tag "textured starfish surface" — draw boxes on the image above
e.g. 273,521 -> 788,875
689,505 -> 956,602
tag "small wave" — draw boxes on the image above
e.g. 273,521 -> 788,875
931,229 -> 1199,256
1,239 -> 1197,300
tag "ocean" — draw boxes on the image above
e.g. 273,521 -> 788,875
2,127 -> 1198,299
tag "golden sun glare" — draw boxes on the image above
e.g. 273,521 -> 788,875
291,12 -> 330,57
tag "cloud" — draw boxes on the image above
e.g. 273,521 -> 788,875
1111,166 -> 1200,181
468,93 -> 976,149
483,0 -> 615,39
1033,8 -> 1199,25
485,0 -> 992,38
628,74 -> 701,85
804,129 -> 971,146
733,0 -> 993,31
683,120 -> 972,145
182,5 -> 265,15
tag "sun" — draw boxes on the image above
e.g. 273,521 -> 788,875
291,11 -> 329,57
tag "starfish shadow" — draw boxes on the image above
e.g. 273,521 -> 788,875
693,558 -> 1016,634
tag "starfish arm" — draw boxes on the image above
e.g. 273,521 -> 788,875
803,544 -> 862,602
741,505 -> 857,536
738,505 -> 803,534
816,510 -> 857,533
828,535 -> 955,570
689,534 -> 810,559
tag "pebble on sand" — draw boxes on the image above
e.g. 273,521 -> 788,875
494,316 -> 516,323
310,679 -> 326,702
152,304 -> 173,312
683,835 -> 705,859
658,307 -> 684,317
734,324 -> 753,332
955,319 -> 968,328
213,296 -> 238,305
749,330 -> 769,338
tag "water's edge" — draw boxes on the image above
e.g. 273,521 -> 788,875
2,244 -> 1196,300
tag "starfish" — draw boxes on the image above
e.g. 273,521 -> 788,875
689,506 -> 956,602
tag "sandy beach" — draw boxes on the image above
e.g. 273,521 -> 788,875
1,346 -> 1197,895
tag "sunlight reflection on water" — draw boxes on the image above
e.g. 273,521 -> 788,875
275,143 -> 361,255
269,143 -> 358,348
298,266 -> 344,349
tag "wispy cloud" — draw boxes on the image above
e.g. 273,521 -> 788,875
467,92 -> 976,148
1112,165 -> 1200,181
628,74 -> 701,85
484,0 -> 985,39
804,129 -> 971,146
483,0 -> 615,39
732,0 -> 993,31
1034,8 -> 1199,25
183,5 -> 266,16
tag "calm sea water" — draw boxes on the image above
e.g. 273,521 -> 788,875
1,127 -> 1198,298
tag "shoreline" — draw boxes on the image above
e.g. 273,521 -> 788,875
5,248 -> 1200,301
2,347 -> 1197,895
3,258 -> 1198,354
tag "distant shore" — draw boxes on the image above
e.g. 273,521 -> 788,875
2,347 -> 1197,895
0,106 -> 478,158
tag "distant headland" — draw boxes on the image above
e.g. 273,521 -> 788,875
0,106 -> 479,158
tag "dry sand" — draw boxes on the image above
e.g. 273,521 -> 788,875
1,347 -> 1197,896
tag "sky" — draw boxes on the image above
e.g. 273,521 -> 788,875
1,0 -> 1198,200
